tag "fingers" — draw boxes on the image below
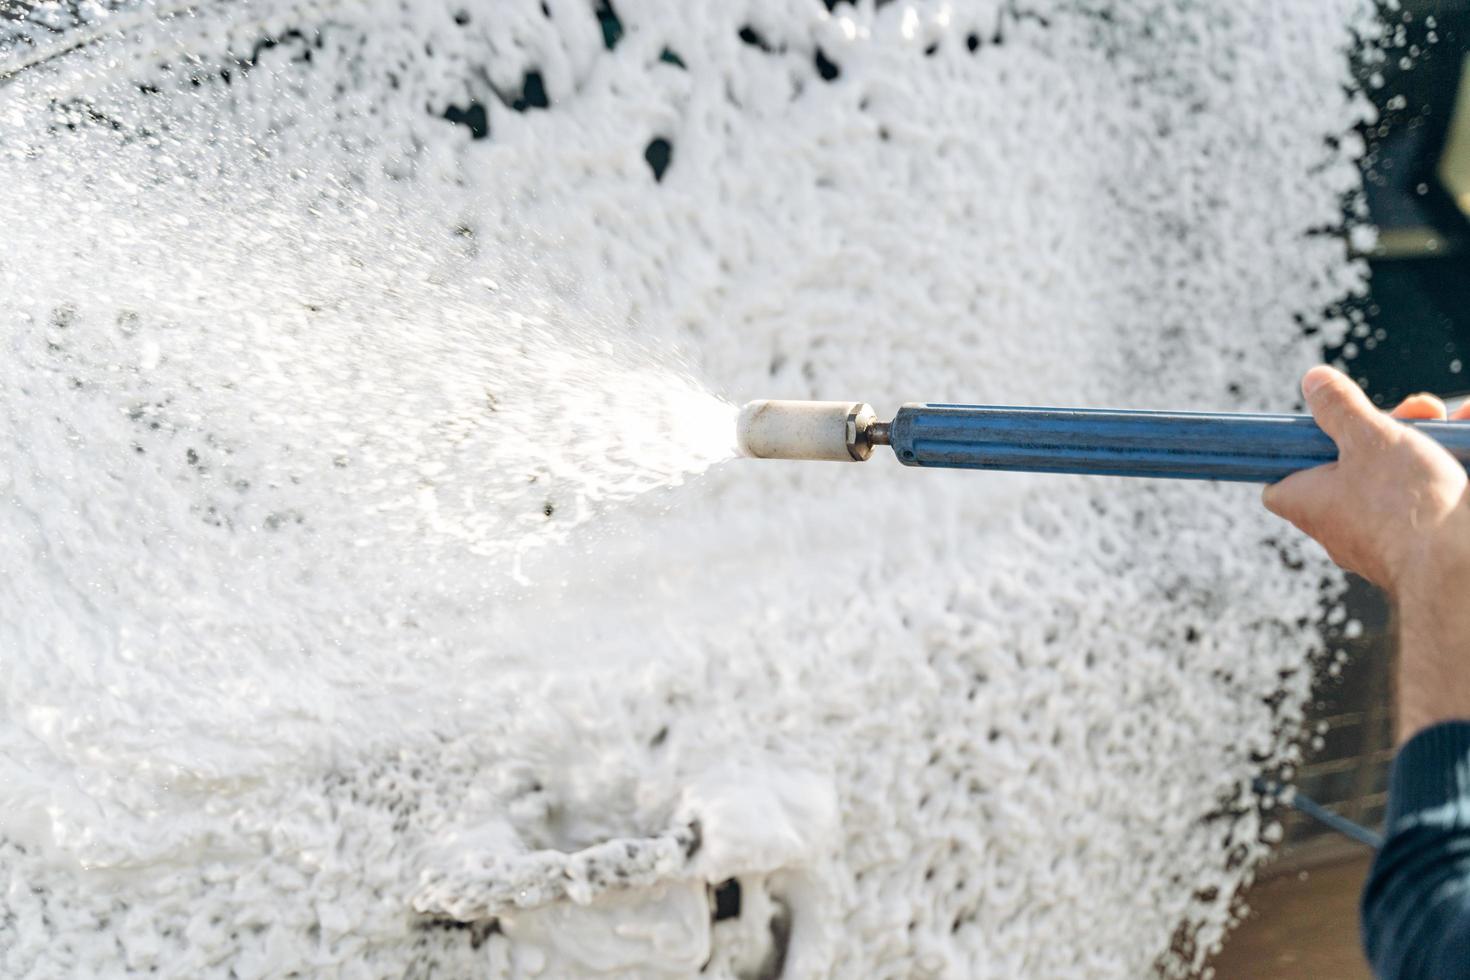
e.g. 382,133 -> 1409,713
1391,393 -> 1448,421
1262,461 -> 1338,530
1452,401 -> 1470,421
1303,366 -> 1389,447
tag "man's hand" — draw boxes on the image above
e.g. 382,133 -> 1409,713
1262,366 -> 1470,742
1262,365 -> 1470,594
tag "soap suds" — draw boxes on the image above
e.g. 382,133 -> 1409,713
1,1 -> 1378,977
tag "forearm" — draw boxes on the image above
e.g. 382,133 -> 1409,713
1393,516 -> 1470,744
1365,513 -> 1470,977
1397,611 -> 1470,744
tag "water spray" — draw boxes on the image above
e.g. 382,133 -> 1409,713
736,400 -> 1470,482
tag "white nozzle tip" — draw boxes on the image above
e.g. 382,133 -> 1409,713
736,400 -> 874,462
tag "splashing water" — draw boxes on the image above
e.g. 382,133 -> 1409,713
1,109 -> 739,587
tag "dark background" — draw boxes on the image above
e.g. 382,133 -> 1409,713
1336,0 -> 1470,404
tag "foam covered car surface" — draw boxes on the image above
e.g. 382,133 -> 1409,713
0,0 -> 1380,976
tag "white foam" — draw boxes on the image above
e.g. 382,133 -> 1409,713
0,1 -> 1379,976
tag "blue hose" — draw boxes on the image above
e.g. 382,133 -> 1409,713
1253,777 -> 1384,849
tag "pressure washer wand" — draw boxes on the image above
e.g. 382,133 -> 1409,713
736,400 -> 1470,483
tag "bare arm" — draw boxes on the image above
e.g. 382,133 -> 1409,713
1261,365 -> 1470,743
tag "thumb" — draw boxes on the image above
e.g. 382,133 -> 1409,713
1302,366 -> 1387,449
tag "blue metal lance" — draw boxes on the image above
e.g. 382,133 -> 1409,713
735,400 -> 1470,482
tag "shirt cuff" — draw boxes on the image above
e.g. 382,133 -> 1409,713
1385,720 -> 1470,833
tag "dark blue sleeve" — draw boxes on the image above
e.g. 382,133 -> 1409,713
1362,721 -> 1470,980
